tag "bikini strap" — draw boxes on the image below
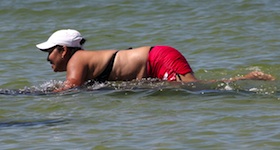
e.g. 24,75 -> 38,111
95,51 -> 118,82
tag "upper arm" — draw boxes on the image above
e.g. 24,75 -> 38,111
64,56 -> 88,89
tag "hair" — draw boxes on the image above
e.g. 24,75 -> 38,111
56,38 -> 86,56
80,38 -> 86,46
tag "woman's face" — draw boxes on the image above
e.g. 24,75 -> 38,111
47,47 -> 67,72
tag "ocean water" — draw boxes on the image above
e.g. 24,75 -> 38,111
0,0 -> 279,149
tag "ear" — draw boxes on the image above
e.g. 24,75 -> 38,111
61,45 -> 68,58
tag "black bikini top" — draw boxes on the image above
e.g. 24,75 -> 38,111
94,47 -> 149,82
95,51 -> 119,82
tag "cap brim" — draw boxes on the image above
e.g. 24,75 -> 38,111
36,41 -> 56,51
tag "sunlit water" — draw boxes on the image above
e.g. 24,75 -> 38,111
0,0 -> 280,149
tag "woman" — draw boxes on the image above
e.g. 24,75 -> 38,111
36,29 -> 275,91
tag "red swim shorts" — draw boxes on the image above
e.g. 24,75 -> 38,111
147,45 -> 193,81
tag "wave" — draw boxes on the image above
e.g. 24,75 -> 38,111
0,79 -> 279,97
0,118 -> 70,128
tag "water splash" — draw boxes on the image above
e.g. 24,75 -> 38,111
0,78 -> 279,97
0,80 -> 64,95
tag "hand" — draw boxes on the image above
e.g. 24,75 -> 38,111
243,71 -> 275,81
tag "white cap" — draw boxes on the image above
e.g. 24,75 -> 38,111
36,29 -> 84,50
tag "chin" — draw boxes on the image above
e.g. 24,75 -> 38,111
53,68 -> 59,72
54,69 -> 65,72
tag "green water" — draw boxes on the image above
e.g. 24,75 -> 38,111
0,0 -> 279,149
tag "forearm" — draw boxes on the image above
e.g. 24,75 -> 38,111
207,71 -> 275,83
53,80 -> 78,92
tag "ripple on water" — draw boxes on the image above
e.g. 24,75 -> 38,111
0,79 -> 279,99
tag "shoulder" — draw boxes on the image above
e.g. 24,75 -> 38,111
70,50 -> 94,60
67,51 -> 91,67
72,50 -> 90,57
67,50 -> 116,67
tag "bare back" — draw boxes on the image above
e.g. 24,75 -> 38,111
110,46 -> 151,80
67,46 -> 151,83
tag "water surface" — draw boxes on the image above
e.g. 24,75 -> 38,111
0,0 -> 279,149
